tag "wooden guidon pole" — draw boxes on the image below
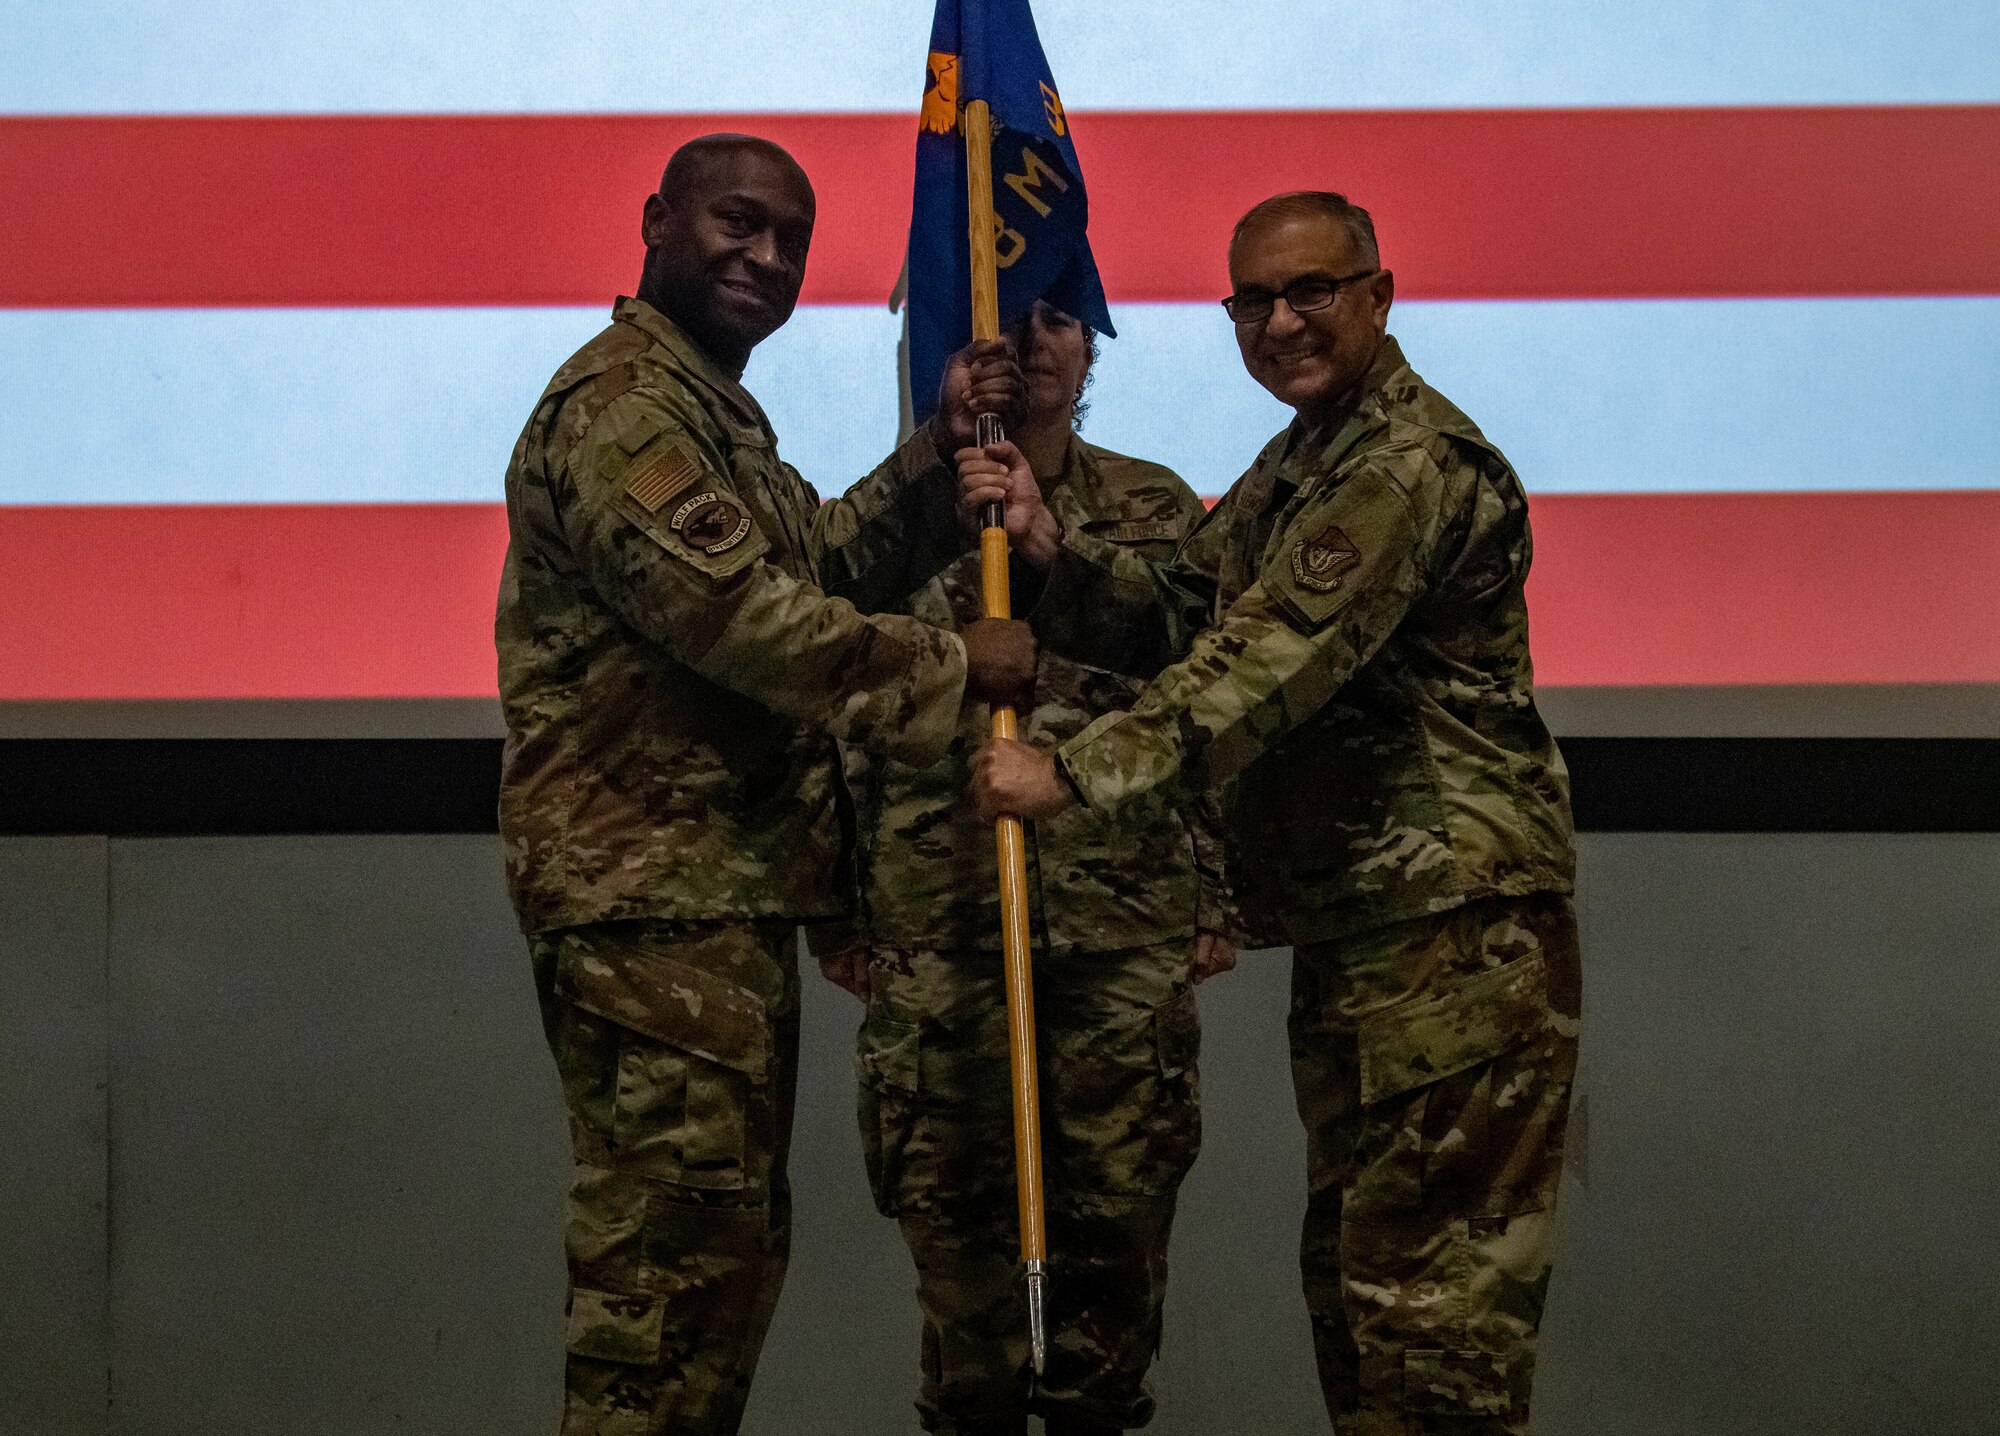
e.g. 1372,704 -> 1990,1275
963,96 -> 1049,1380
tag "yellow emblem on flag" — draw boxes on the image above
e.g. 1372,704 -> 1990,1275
1040,81 -> 1066,137
922,51 -> 959,135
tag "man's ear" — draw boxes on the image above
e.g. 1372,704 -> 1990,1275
1370,268 -> 1396,330
641,192 -> 670,251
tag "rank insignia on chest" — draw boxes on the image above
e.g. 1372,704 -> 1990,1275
1292,523 -> 1361,593
624,442 -> 702,514
670,492 -> 754,555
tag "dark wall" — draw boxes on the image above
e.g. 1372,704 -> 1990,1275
5,830 -> 1997,1435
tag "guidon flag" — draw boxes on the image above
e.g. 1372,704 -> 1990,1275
905,0 -> 1117,421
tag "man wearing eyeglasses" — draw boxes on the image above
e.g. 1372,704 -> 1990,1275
957,191 -> 1580,1435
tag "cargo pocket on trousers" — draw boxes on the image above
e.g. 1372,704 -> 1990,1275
566,1287 -> 665,1365
1143,987 -> 1204,1197
557,938 -> 772,1192
1403,1347 -> 1512,1417
1354,953 -> 1550,1213
1154,987 -> 1201,1080
855,1009 -> 921,1215
1058,988 -> 1202,1201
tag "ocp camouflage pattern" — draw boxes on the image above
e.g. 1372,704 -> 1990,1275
496,296 -> 972,935
844,437 -> 1241,953
533,918 -> 801,1436
856,939 -> 1202,1432
499,296 -> 979,1436
1032,335 -> 1574,945
1289,893 -> 1580,1432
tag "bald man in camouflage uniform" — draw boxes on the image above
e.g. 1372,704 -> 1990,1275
498,136 -> 1032,1436
824,302 -> 1239,1436
966,193 -> 1580,1435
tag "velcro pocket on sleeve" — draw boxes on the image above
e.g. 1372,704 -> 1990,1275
1268,517 -> 1367,632
565,1287 -> 665,1365
612,433 -> 769,582
556,937 -> 770,1081
1357,953 -> 1548,1106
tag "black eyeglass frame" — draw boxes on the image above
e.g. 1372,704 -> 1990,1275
1220,268 -> 1381,324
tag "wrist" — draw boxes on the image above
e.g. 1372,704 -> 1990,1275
1018,510 -> 1061,570
1048,749 -> 1086,812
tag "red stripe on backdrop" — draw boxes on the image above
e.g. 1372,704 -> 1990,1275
1527,491 -> 2000,687
1,493 -> 1995,699
4,106 -> 1997,307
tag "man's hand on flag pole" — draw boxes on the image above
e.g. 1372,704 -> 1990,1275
956,441 -> 1058,566
930,338 -> 1028,451
962,617 -> 1039,709
971,736 -> 1075,824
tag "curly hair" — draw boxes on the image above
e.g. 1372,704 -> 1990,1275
1073,326 -> 1102,432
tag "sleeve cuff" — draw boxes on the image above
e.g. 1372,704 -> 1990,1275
1052,713 -> 1120,812
886,628 -> 969,765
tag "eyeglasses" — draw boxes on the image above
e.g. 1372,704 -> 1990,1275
1221,269 -> 1379,324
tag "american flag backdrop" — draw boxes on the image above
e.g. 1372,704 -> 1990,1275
3,1 -> 1996,708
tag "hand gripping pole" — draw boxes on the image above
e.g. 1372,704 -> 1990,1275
966,97 -> 1049,1380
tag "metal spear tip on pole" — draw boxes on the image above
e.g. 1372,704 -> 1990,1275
1027,1259 -> 1047,1376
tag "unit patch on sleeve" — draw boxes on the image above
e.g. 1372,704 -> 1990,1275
623,442 -> 702,514
669,492 -> 755,556
1291,523 -> 1362,593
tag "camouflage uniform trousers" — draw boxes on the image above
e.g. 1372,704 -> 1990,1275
531,918 -> 801,1436
1288,893 -> 1581,1436
856,940 -> 1203,1435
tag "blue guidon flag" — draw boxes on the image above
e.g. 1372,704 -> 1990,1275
906,0 -> 1117,422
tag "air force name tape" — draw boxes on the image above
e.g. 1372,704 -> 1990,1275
670,492 -> 754,556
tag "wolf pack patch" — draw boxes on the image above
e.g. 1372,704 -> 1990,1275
669,492 -> 754,556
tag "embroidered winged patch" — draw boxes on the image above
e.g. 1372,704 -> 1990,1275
1291,523 -> 1361,594
624,442 -> 702,514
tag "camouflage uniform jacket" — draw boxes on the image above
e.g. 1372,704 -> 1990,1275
845,438 -> 1239,953
497,297 -> 969,935
1033,335 -> 1575,945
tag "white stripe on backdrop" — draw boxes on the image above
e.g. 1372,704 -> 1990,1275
3,0 -> 1996,112
4,298 -> 1994,506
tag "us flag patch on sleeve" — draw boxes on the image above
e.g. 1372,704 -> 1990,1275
624,443 -> 702,514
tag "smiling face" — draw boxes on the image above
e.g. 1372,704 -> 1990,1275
1228,209 -> 1394,425
639,139 -> 815,371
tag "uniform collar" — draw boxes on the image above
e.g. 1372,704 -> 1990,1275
612,296 -> 774,435
1285,333 -> 1413,474
1041,436 -> 1093,528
